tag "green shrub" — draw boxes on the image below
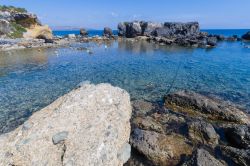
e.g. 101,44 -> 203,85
0,5 -> 27,13
8,22 -> 27,38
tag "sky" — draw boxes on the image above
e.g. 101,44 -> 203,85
1,0 -> 250,29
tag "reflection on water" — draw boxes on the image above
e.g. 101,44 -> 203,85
0,40 -> 250,133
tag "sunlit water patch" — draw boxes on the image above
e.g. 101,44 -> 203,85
0,39 -> 250,133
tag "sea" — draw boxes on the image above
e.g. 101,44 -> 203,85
0,29 -> 250,133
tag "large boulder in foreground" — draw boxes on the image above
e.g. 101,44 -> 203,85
242,31 -> 250,40
164,90 -> 250,124
0,83 -> 132,166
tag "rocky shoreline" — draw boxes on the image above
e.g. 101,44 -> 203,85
118,21 -> 249,48
1,82 -> 249,166
126,90 -> 250,166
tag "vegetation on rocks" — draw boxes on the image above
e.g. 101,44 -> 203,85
9,22 -> 27,38
0,5 -> 27,13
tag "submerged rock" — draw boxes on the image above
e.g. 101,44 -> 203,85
164,90 -> 250,124
0,83 -> 132,165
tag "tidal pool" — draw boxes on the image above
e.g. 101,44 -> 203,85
0,39 -> 250,133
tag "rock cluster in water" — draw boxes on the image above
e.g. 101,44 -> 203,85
126,90 -> 250,166
242,31 -> 250,41
118,21 -> 246,48
0,83 -> 132,166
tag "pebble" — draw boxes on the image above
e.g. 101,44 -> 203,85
52,131 -> 69,145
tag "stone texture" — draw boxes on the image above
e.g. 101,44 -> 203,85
224,124 -> 250,149
164,90 -> 250,124
130,128 -> 193,166
182,148 -> 225,166
0,19 -> 11,36
188,120 -> 219,146
23,24 -> 53,39
220,146 -> 250,166
0,83 -> 132,166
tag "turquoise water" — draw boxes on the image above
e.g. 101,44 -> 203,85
0,30 -> 250,133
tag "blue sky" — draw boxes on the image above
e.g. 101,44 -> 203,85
1,0 -> 250,29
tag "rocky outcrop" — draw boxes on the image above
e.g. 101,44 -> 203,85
117,21 -> 218,47
130,128 -> 193,166
23,25 -> 52,39
126,90 -> 250,166
242,31 -> 250,40
164,90 -> 250,124
187,120 -> 219,146
220,146 -> 250,166
0,6 -> 52,39
182,148 -> 225,166
0,19 -> 11,36
80,28 -> 88,36
103,27 -> 113,38
0,83 -> 132,166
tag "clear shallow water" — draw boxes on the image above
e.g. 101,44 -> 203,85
1,31 -> 250,133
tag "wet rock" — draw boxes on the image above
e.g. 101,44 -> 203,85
0,83 -> 132,165
188,120 -> 219,146
224,124 -> 250,149
103,27 -> 113,38
207,37 -> 217,47
132,100 -> 154,116
132,116 -> 164,133
80,28 -> 88,36
130,128 -> 193,166
164,90 -> 250,124
220,146 -> 250,166
182,148 -> 225,166
242,31 -> 250,40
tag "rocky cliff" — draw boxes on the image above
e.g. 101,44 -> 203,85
0,83 -> 132,166
0,5 -> 52,39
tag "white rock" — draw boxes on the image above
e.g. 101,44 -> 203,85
0,83 -> 132,166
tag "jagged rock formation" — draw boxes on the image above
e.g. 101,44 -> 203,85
118,21 -> 219,47
103,27 -> 113,38
0,5 -> 52,39
0,83 -> 132,166
126,91 -> 250,166
242,31 -> 250,40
